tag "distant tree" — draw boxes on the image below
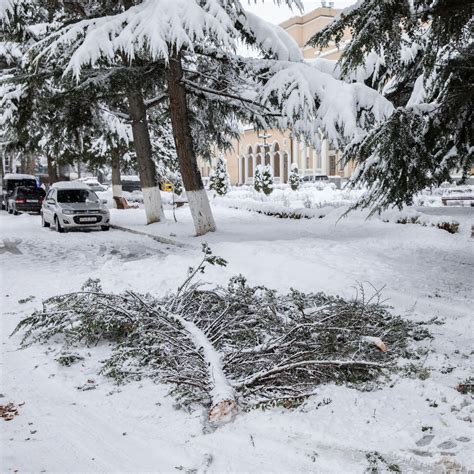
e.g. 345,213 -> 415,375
209,156 -> 230,196
288,163 -> 301,191
261,165 -> 274,196
254,165 -> 263,193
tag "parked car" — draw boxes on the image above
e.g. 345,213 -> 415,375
85,180 -> 108,192
121,175 -> 142,192
301,174 -> 329,183
41,181 -> 110,233
7,186 -> 45,215
1,173 -> 38,211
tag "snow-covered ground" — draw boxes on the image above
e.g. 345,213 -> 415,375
1,204 -> 473,472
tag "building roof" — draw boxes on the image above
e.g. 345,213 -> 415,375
279,6 -> 340,30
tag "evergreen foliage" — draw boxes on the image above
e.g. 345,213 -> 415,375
309,0 -> 473,210
13,247 -> 430,412
261,164 -> 274,195
209,156 -> 230,196
288,162 -> 301,191
254,165 -> 263,193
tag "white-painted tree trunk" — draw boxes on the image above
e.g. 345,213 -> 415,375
112,184 -> 123,209
143,186 -> 165,224
186,189 -> 216,236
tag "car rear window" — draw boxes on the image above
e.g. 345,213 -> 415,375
7,179 -> 37,191
16,187 -> 44,197
57,189 -> 98,203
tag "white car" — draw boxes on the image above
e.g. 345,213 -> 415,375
41,182 -> 110,233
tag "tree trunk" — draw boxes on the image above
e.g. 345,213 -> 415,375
126,89 -> 164,224
47,155 -> 58,186
167,52 -> 216,236
111,147 -> 123,208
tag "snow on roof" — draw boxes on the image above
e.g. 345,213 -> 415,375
3,173 -> 37,180
52,181 -> 91,190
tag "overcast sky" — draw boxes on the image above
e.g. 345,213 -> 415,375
245,0 -> 356,25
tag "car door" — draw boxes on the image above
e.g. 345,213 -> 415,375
43,189 -> 56,223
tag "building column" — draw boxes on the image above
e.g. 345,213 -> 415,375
279,153 -> 284,183
252,155 -> 257,180
321,138 -> 328,175
270,153 -> 275,176
292,138 -> 298,168
300,141 -> 306,174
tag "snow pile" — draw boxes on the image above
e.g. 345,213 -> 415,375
214,185 -> 362,218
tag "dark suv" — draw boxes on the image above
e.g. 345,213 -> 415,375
7,186 -> 45,214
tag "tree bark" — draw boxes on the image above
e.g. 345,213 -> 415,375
47,155 -> 58,186
167,53 -> 216,236
111,147 -> 123,208
126,89 -> 164,224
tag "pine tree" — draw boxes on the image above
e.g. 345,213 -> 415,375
209,156 -> 230,196
254,165 -> 263,193
288,163 -> 301,191
308,0 -> 473,210
261,165 -> 274,196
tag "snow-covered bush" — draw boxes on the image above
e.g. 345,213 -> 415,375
14,247 -> 430,419
288,163 -> 301,191
261,164 -> 274,196
209,156 -> 230,196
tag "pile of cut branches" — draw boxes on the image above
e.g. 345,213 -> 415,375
13,245 -> 430,423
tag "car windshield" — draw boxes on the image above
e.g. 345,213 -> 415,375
57,189 -> 99,203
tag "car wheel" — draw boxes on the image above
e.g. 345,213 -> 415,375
55,216 -> 65,233
101,225 -> 110,231
41,213 -> 50,228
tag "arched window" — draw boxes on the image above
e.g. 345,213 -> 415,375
240,156 -> 245,184
248,156 -> 254,177
264,152 -> 271,166
247,145 -> 253,155
256,145 -> 262,155
256,153 -> 262,166
274,152 -> 280,177
272,142 -> 280,152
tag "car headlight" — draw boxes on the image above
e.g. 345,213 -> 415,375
62,209 -> 75,215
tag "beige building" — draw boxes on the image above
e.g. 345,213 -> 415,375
200,5 -> 353,185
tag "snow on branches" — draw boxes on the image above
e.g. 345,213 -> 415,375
13,246 -> 430,424
257,60 -> 394,149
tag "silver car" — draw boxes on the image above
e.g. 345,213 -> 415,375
41,182 -> 110,233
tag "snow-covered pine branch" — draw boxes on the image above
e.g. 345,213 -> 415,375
256,59 -> 394,149
308,0 -> 473,209
14,247 -> 430,422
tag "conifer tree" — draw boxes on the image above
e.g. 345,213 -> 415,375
261,164 -> 274,196
209,156 -> 230,196
309,0 -> 473,210
288,163 -> 301,191
254,165 -> 263,193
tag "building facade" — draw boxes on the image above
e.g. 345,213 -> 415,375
201,5 -> 353,185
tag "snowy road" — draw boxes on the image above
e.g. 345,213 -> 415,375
1,208 -> 473,472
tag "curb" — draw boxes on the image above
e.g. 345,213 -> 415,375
110,224 -> 190,248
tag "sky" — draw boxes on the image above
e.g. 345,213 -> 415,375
245,0 -> 356,25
